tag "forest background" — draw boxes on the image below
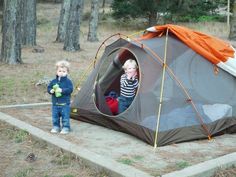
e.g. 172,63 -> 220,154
0,0 -> 235,105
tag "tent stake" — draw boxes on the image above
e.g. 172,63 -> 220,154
154,28 -> 169,148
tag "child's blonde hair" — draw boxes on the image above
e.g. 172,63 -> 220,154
122,59 -> 138,71
56,60 -> 70,72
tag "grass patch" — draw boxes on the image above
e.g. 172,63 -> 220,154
3,126 -> 30,143
14,129 -> 29,143
0,64 -> 51,104
62,175 -> 74,177
117,155 -> 144,166
15,149 -> 22,155
54,154 -> 73,165
133,155 -> 144,161
38,21 -> 54,31
37,18 -> 51,26
14,167 -> 33,177
117,157 -> 134,165
175,161 -> 190,170
50,149 -> 78,166
33,139 -> 48,149
0,78 -> 15,94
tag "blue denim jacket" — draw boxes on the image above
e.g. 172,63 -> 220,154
47,75 -> 73,105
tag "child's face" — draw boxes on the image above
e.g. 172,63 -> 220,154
57,67 -> 68,77
125,64 -> 137,75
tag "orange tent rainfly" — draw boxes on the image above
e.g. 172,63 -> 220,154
143,24 -> 236,77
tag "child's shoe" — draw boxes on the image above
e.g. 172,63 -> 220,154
60,128 -> 69,134
50,128 -> 59,133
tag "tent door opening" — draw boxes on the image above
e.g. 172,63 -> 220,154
94,48 -> 139,116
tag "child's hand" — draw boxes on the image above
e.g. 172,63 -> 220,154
50,89 -> 55,94
132,71 -> 137,80
57,88 -> 62,93
126,72 -> 133,80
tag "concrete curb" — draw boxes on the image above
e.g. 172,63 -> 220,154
163,151 -> 236,177
0,102 -> 51,109
0,112 -> 152,177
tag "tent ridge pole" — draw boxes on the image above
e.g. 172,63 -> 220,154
154,28 -> 169,149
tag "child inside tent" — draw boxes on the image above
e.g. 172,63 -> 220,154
119,59 -> 139,113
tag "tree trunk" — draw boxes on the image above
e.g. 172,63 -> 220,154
87,0 -> 99,42
21,0 -> 37,46
148,11 -> 157,27
80,0 -> 84,22
229,0 -> 236,40
1,0 -> 22,64
0,0 -> 3,9
1,0 -> 5,33
102,0 -> 105,14
63,0 -> 82,51
56,0 -> 71,42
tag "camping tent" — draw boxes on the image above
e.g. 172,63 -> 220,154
71,24 -> 236,147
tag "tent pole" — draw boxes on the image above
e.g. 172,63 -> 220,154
154,28 -> 169,148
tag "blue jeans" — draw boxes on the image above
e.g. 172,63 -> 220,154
118,96 -> 134,113
52,104 -> 70,131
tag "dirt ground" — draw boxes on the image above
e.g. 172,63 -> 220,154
0,120 -> 108,177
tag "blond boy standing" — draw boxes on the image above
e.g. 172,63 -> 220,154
47,60 -> 73,134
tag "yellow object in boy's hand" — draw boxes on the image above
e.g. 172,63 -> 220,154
53,84 -> 62,97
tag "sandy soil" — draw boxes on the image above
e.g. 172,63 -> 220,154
0,120 -> 108,177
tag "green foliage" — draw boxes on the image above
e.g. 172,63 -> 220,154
111,0 -> 140,20
197,15 -> 226,22
164,0 -> 224,22
111,0 -> 227,24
